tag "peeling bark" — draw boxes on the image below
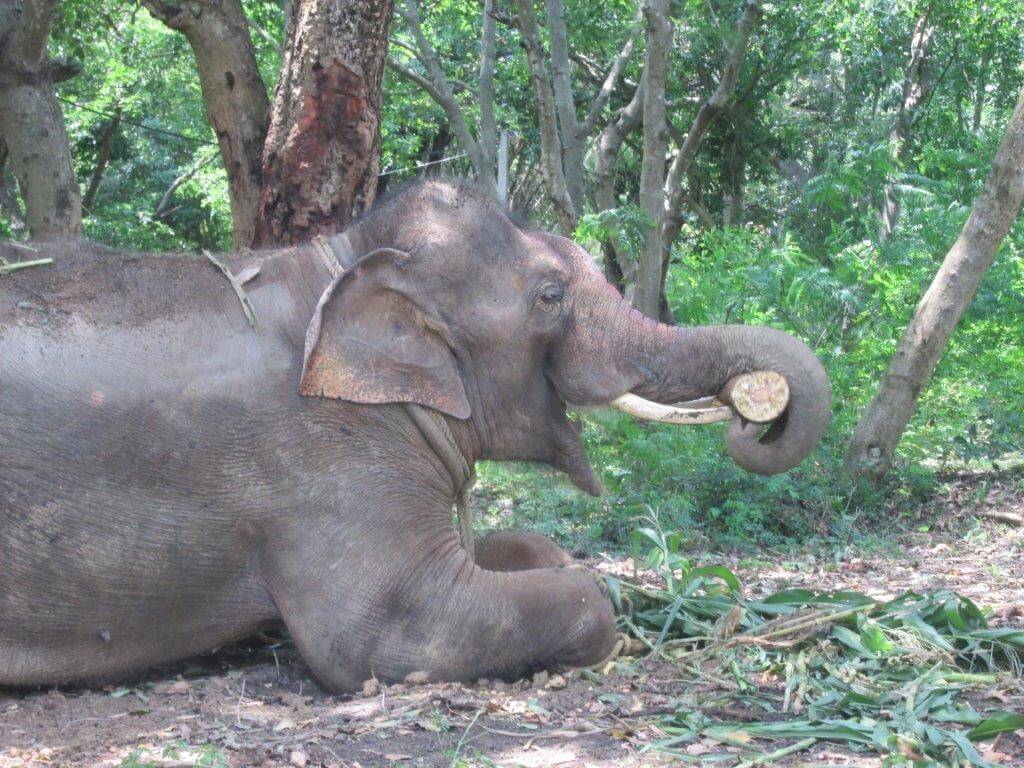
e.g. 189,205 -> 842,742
0,0 -> 81,239
143,0 -> 270,249
255,0 -> 393,246
846,85 -> 1024,478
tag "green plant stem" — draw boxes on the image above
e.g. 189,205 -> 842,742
734,737 -> 817,768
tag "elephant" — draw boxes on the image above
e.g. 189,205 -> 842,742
0,180 -> 829,692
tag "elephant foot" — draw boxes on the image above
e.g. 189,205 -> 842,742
472,530 -> 573,571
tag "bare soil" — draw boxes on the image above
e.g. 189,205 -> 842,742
3,487 -> 1022,768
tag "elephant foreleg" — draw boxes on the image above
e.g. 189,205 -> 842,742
268,538 -> 615,692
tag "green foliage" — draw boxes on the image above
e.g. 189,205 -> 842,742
607,521 -> 1024,766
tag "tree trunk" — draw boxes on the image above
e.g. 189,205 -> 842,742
82,109 -> 121,213
514,0 -> 576,235
543,0 -> 583,213
143,0 -> 270,249
878,13 -> 936,243
846,84 -> 1024,478
254,0 -> 392,247
594,76 -> 643,287
0,0 -> 81,239
633,0 -> 672,319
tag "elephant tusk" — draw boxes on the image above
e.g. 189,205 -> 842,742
611,370 -> 790,426
610,393 -> 734,424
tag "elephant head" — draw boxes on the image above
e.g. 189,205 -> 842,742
300,180 -> 829,492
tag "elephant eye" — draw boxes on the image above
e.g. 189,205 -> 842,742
537,282 -> 566,307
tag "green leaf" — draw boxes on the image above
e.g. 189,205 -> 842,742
967,712 -> 1024,741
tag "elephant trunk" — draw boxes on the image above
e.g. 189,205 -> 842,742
625,323 -> 830,475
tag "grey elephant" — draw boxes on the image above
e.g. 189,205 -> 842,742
0,180 -> 829,692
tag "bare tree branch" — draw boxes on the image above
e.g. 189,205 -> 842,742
879,12 -> 937,243
478,0 -> 498,174
154,151 -> 217,219
543,0 -> 583,211
0,0 -> 82,239
142,0 -> 269,248
579,15 -> 641,142
393,0 -> 494,194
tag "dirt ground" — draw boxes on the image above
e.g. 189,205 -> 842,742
3,486 -> 1022,768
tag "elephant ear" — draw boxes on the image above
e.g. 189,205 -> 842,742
299,248 -> 471,419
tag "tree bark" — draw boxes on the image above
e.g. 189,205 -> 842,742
143,0 -> 270,249
633,0 -> 672,319
878,13 -> 936,243
846,84 -> 1024,478
0,0 -> 81,239
254,0 -> 392,246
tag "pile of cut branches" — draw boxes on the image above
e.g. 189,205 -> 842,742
606,517 -> 1024,767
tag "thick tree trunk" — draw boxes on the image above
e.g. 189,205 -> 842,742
142,0 -> 270,249
254,0 -> 392,246
633,0 -> 672,319
846,85 -> 1024,478
878,13 -> 936,243
0,0 -> 81,239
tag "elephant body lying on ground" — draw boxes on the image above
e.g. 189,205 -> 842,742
0,180 -> 829,692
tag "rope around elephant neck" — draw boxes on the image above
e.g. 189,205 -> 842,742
311,235 -> 477,560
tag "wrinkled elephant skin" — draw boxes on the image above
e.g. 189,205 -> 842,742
0,180 -> 828,691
